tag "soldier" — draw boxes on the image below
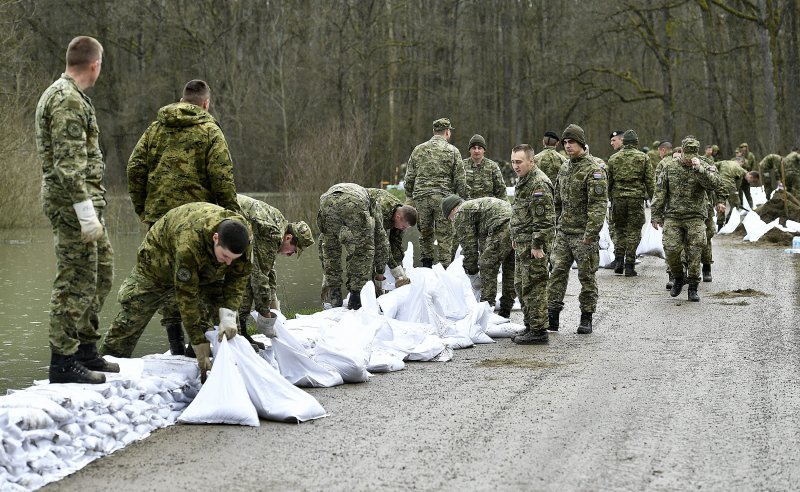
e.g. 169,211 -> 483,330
463,134 -> 506,200
606,129 -> 654,276
716,160 -> 757,228
100,203 -> 251,382
609,130 -> 625,155
547,125 -> 607,334
318,183 -> 412,310
758,153 -> 783,198
35,36 -> 118,384
128,79 -> 240,356
508,144 -> 555,344
367,188 -> 418,290
235,194 -> 314,344
535,131 -> 568,184
699,149 -> 727,283
783,147 -> 800,197
404,117 -> 466,268
441,195 -> 515,319
651,137 -> 721,302
737,142 -> 757,172
647,141 -> 661,173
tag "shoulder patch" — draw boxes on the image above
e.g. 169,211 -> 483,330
594,184 -> 605,195
592,172 -> 603,180
66,120 -> 83,139
533,190 -> 544,197
177,267 -> 192,282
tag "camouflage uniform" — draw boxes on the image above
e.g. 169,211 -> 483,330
699,156 -> 725,269
647,147 -> 661,176
784,151 -> 800,197
35,74 -> 114,356
463,156 -> 506,200
758,154 -> 782,198
740,149 -> 757,173
547,153 -> 608,313
511,168 -> 555,329
405,135 -> 466,266
367,188 -> 406,268
651,157 -> 721,284
606,144 -> 654,268
534,145 -> 568,185
715,160 -> 746,227
236,194 -> 286,319
453,198 -> 515,312
317,183 -> 390,293
100,203 -> 251,356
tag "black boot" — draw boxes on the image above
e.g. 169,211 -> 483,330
49,353 -> 106,384
666,273 -> 674,290
614,257 -> 624,275
624,263 -> 638,277
702,264 -> 712,282
577,312 -> 593,334
421,258 -> 434,268
347,290 -> 362,310
688,283 -> 700,302
184,343 -> 196,359
496,306 -> 511,319
166,323 -> 185,356
513,328 -> 549,345
511,324 -> 531,342
547,308 -> 561,331
75,343 -> 120,373
670,276 -> 686,297
329,287 -> 343,308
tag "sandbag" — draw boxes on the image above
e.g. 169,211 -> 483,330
743,211 -> 775,241
272,315 -> 343,388
599,249 -> 616,268
636,224 -> 666,258
717,207 -> 741,234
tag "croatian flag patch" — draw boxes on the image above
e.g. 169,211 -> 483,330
593,172 -> 602,179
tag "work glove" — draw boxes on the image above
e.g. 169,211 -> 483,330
466,273 -> 482,290
192,342 -> 212,383
269,299 -> 281,312
395,277 -> 411,287
256,313 -> 277,338
73,199 -> 104,243
217,308 -> 238,342
390,266 -> 410,288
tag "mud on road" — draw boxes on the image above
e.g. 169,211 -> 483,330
46,234 -> 800,491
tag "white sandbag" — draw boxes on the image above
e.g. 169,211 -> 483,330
743,211 -> 775,241
367,349 -> 406,373
441,335 -> 475,349
599,218 -> 614,251
387,267 -> 432,323
227,335 -> 327,423
314,343 -> 371,383
717,207 -> 741,234
750,186 -> 767,207
486,322 -> 525,338
178,337 -> 260,426
272,315 -> 343,388
359,280 -> 381,316
406,335 -> 447,361
599,249 -> 616,268
786,220 -> 800,233
636,223 -> 666,258
0,392 -> 72,423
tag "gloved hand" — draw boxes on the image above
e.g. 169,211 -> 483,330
192,342 -> 212,383
217,308 -> 238,342
269,299 -> 281,312
466,272 -> 482,290
73,199 -> 104,243
390,266 -> 406,280
256,313 -> 277,338
395,277 -> 411,288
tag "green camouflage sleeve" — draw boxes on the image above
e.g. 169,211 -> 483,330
651,167 -> 667,223
455,213 -> 479,274
50,102 -> 90,204
127,124 -> 154,221
492,165 -> 506,200
173,252 -> 211,344
585,167 -> 608,240
530,182 -> 556,250
553,171 -> 563,224
696,162 -> 722,194
388,228 -> 403,268
250,223 -> 280,313
404,155 -> 417,198
452,152 -> 467,198
207,126 -> 240,214
644,156 -> 656,200
221,249 -> 252,314
371,203 -> 392,275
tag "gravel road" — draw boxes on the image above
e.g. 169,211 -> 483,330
45,234 -> 800,492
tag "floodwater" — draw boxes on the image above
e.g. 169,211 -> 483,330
0,193 -> 418,394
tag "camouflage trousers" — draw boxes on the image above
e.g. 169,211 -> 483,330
547,231 -> 599,313
611,197 -> 645,266
414,194 -> 453,267
238,267 -> 276,321
475,226 -> 515,311
514,246 -> 549,329
663,217 -> 706,284
317,193 -> 377,293
45,204 -> 114,356
701,211 -> 715,266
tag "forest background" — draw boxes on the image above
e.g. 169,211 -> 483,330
1,0 -> 798,229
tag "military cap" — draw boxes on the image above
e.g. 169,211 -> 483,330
609,130 -> 624,139
543,131 -> 560,141
622,129 -> 639,145
441,194 -> 464,219
658,141 -> 673,150
289,221 -> 314,257
652,140 -> 661,148
433,118 -> 454,132
469,134 -> 486,149
562,124 -> 586,148
681,136 -> 701,156
711,144 -> 720,153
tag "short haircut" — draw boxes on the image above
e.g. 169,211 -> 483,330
512,144 -> 535,161
543,136 -> 559,147
216,219 -> 249,255
397,205 -> 417,226
705,145 -> 713,150
66,36 -> 103,68
659,141 -> 673,150
182,79 -> 211,106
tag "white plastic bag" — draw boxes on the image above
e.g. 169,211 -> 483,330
743,214 -> 776,242
272,316 -> 343,388
636,224 -> 666,258
717,207 -> 741,234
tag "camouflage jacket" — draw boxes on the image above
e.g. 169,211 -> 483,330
35,74 -> 106,208
758,154 -> 782,189
534,146 -> 567,185
463,157 -> 506,200
237,194 -> 287,303
652,158 -> 722,222
553,153 -> 608,240
139,203 -> 252,342
716,160 -> 747,200
367,188 -> 404,268
453,197 -> 512,274
320,183 -> 392,274
128,102 -> 239,224
606,144 -> 655,200
405,135 -> 466,199
742,151 -> 756,172
511,167 -> 555,252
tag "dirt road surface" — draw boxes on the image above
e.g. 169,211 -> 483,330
45,234 -> 800,491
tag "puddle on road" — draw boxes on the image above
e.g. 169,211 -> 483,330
711,289 -> 769,298
476,358 -> 558,369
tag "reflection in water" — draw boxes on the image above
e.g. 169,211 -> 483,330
0,193 -> 417,394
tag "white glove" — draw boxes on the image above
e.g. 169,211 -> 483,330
269,299 -> 281,312
467,273 -> 482,290
256,313 -> 277,338
390,266 -> 406,280
73,199 -> 104,243
217,308 -> 238,341
374,279 -> 383,293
